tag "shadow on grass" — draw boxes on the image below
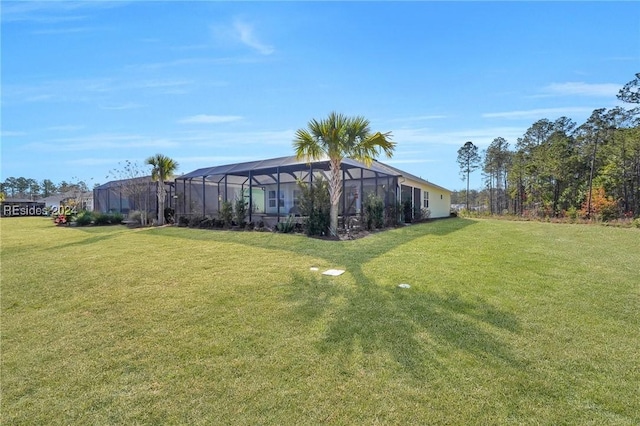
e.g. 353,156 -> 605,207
286,268 -> 522,379
141,217 -> 521,377
146,217 -> 477,270
45,225 -> 130,250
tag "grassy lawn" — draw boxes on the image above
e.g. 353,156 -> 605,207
1,217 -> 638,425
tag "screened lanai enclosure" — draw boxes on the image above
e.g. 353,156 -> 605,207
175,156 -> 401,226
93,176 -> 175,217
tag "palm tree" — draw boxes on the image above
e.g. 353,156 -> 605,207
145,154 -> 179,226
293,112 -> 395,237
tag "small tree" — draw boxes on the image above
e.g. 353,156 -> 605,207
219,200 -> 233,228
234,191 -> 248,226
581,186 -> 619,221
363,193 -> 384,230
107,160 -> 151,225
297,178 -> 331,236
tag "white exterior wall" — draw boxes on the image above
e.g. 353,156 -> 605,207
399,177 -> 451,219
263,182 -> 299,215
262,176 -> 451,219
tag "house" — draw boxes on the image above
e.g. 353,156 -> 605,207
93,176 -> 175,217
1,198 -> 46,217
40,190 -> 94,212
372,161 -> 452,220
174,155 -> 451,225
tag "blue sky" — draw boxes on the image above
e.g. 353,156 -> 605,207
2,1 -> 638,191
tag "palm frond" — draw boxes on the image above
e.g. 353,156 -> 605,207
293,129 -> 324,162
145,153 -> 179,181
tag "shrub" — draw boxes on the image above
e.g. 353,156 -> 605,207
127,210 -> 143,226
93,213 -> 112,225
411,207 -> 430,222
177,216 -> 190,227
74,210 -> 93,226
276,215 -> 295,233
219,201 -> 233,228
164,207 -> 175,224
402,200 -> 413,223
385,202 -> 402,227
188,215 -> 205,228
234,193 -> 248,227
297,178 -> 331,236
363,193 -> 384,230
199,216 -> 215,228
580,187 -> 619,221
95,212 -> 123,225
110,212 -> 123,224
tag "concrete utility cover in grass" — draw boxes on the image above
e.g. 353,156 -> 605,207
322,269 -> 345,276
398,283 -> 411,289
310,267 -> 319,271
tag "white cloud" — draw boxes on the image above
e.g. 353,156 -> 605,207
100,103 -> 144,111
482,107 -> 594,120
540,82 -> 621,98
1,1 -> 125,23
31,27 -> 102,35
233,20 -> 275,55
66,157 -> 125,166
0,130 -> 27,137
384,159 -> 437,165
3,77 -> 193,105
125,56 -> 258,71
211,19 -> 275,56
393,126 -> 527,148
181,129 -> 295,146
386,115 -> 448,123
46,125 -> 84,131
23,134 -> 178,152
175,155 -> 260,166
178,115 -> 243,124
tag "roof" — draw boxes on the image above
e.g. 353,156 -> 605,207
176,155 -> 401,185
2,197 -> 41,203
94,176 -> 174,190
372,161 -> 452,193
175,155 -> 450,191
39,190 -> 92,203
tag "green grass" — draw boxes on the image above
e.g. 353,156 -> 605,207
1,217 -> 638,425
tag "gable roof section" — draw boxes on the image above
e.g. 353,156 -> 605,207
177,155 -> 400,183
95,176 -> 175,190
373,160 -> 451,193
176,155 -> 449,192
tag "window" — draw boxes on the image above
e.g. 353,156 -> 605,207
269,190 -> 284,208
423,191 -> 429,208
293,190 -> 301,207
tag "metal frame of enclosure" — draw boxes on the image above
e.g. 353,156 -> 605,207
93,176 -> 175,217
174,156 -> 400,225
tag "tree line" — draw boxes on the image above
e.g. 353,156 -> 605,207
0,177 -> 91,200
456,73 -> 640,220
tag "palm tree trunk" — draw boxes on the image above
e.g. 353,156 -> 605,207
329,158 -> 342,237
157,181 -> 165,225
